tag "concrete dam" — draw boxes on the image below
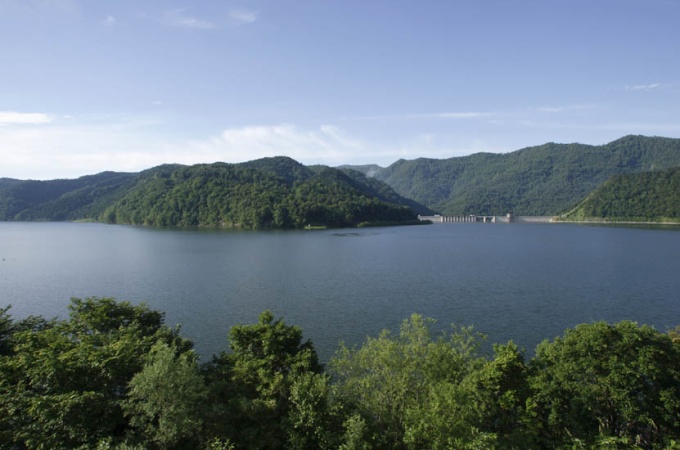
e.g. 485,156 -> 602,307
418,214 -> 555,224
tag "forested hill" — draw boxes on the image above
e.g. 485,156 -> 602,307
0,157 -> 426,228
361,135 -> 680,216
561,166 -> 680,222
0,171 -> 137,221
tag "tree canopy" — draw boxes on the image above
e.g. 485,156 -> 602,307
1,299 -> 679,449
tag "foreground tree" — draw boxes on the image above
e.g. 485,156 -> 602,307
0,305 -> 14,357
123,341 -> 208,449
527,321 -> 680,449
0,297 -> 191,449
203,310 -> 325,449
3,298 -> 680,449
330,314 -> 499,449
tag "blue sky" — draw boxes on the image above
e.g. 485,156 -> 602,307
1,0 -> 679,179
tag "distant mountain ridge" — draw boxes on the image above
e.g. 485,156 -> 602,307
0,157 -> 425,228
343,135 -> 680,216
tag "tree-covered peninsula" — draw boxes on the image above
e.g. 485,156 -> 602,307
0,157 -> 427,229
1,298 -> 679,449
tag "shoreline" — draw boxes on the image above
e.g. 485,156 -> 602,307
554,218 -> 680,226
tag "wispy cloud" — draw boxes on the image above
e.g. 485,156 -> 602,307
0,115 -> 177,179
163,8 -> 214,30
624,83 -> 662,91
191,124 -> 363,164
0,120 -> 371,179
0,111 -> 54,125
535,105 -> 599,113
103,15 -> 116,26
346,111 -> 495,121
229,8 -> 258,25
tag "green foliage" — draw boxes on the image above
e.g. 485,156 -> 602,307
563,166 -> 680,222
2,299 -> 680,449
475,341 -> 530,446
527,321 -> 680,449
0,297 -> 191,449
330,314 -> 495,449
124,341 -> 208,449
374,135 -> 680,215
0,305 -> 13,356
203,310 -> 325,449
284,372 -> 339,449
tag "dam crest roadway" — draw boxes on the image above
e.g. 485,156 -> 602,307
418,214 -> 555,224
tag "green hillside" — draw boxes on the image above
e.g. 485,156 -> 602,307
0,172 -> 137,221
372,135 -> 680,216
0,158 -> 422,229
562,166 -> 680,222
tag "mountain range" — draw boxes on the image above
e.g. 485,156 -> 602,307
2,135 -> 680,227
345,135 -> 680,216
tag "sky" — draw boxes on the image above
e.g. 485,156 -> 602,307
1,0 -> 680,180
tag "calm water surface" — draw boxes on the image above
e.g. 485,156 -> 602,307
1,222 -> 679,361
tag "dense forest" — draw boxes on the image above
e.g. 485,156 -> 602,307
0,158 -> 426,229
1,298 -> 679,449
561,166 -> 680,222
346,135 -> 680,216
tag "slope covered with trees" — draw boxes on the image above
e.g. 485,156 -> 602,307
562,166 -> 680,222
0,157 -> 424,228
0,171 -> 136,221
370,135 -> 680,216
1,298 -> 679,449
101,159 -> 421,228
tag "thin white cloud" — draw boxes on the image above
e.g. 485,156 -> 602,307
624,83 -> 662,91
0,115 -> 177,179
191,124 -> 364,164
229,8 -> 258,25
103,15 -> 116,26
0,120 -> 371,179
0,111 -> 54,125
346,111 -> 495,121
163,8 -> 214,30
436,112 -> 493,119
535,105 -> 599,113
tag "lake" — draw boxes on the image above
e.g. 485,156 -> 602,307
1,221 -> 679,362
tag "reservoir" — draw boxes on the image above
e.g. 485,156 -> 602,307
1,222 -> 679,362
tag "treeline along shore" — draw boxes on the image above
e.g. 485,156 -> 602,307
2,297 -> 680,449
